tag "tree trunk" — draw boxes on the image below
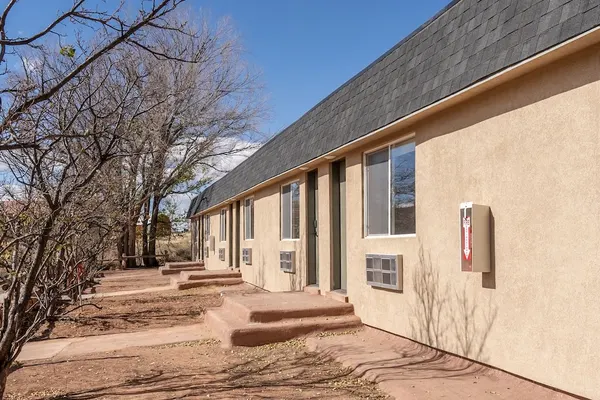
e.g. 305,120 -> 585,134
0,363 -> 9,399
127,219 -> 136,269
142,197 -> 151,267
147,195 -> 162,267
116,231 -> 125,270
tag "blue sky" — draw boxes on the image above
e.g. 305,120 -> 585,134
197,0 -> 450,136
7,0 -> 450,137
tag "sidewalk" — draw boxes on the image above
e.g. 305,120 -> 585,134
306,327 -> 577,400
81,284 -> 173,299
18,323 -> 208,362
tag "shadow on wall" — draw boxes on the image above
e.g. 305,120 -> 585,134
410,245 -> 498,362
482,209 -> 496,289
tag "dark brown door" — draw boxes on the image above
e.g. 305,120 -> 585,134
307,170 -> 319,285
331,159 -> 347,291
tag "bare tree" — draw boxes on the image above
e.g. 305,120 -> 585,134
115,12 -> 265,267
0,0 -> 187,151
0,34 -> 172,395
0,4 -> 265,394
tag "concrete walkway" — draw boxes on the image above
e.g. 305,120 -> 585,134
19,324 -> 208,362
306,327 -> 576,400
81,285 -> 173,299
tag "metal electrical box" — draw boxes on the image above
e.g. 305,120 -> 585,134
459,202 -> 490,273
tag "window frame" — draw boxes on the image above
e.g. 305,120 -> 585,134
280,180 -> 300,241
219,208 -> 227,242
204,214 -> 210,239
363,136 -> 416,239
244,196 -> 254,240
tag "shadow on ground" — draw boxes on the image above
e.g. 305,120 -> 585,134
14,340 -> 385,400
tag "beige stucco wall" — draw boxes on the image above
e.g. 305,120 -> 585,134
238,174 -> 307,292
202,208 -> 230,270
195,44 -> 600,398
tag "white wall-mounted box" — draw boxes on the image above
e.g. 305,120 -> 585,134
242,248 -> 252,265
280,251 -> 295,273
459,202 -> 490,273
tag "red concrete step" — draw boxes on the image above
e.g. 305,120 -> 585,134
165,261 -> 205,269
303,286 -> 321,295
171,277 -> 244,290
180,270 -> 241,281
206,308 -> 362,348
325,290 -> 349,303
222,292 -> 355,323
159,266 -> 205,276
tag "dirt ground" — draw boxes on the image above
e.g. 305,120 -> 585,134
9,268 -> 386,399
7,338 -> 387,400
34,268 -> 264,340
35,287 -> 221,339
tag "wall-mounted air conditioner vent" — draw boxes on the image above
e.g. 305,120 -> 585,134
204,246 -> 210,259
209,236 -> 215,251
366,254 -> 402,291
242,248 -> 252,265
280,251 -> 295,273
218,248 -> 225,261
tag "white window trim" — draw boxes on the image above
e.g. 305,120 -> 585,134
204,214 -> 211,240
244,196 -> 254,241
280,179 -> 300,241
220,208 -> 227,242
363,134 -> 416,238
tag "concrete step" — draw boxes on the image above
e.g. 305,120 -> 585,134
222,292 -> 355,323
180,270 -> 241,281
303,286 -> 321,295
159,266 -> 205,276
206,308 -> 362,348
171,277 -> 244,290
165,261 -> 205,269
325,290 -> 349,303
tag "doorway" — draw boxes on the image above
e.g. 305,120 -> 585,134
200,216 -> 204,261
235,200 -> 241,268
307,170 -> 319,286
331,159 -> 347,291
228,203 -> 234,268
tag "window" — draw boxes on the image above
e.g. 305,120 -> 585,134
244,197 -> 254,240
281,181 -> 300,239
219,209 -> 227,241
204,214 -> 210,238
365,140 -> 415,236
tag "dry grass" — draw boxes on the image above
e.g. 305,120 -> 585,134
156,232 -> 191,262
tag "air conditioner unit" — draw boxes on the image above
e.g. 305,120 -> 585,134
218,248 -> 225,261
204,246 -> 210,259
209,235 -> 215,252
242,248 -> 252,265
280,251 -> 295,273
366,254 -> 402,291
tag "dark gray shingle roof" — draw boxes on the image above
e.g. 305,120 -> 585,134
188,0 -> 600,217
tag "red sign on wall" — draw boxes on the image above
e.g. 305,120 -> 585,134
460,205 -> 473,272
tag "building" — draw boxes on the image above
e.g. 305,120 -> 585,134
187,1 -> 600,398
